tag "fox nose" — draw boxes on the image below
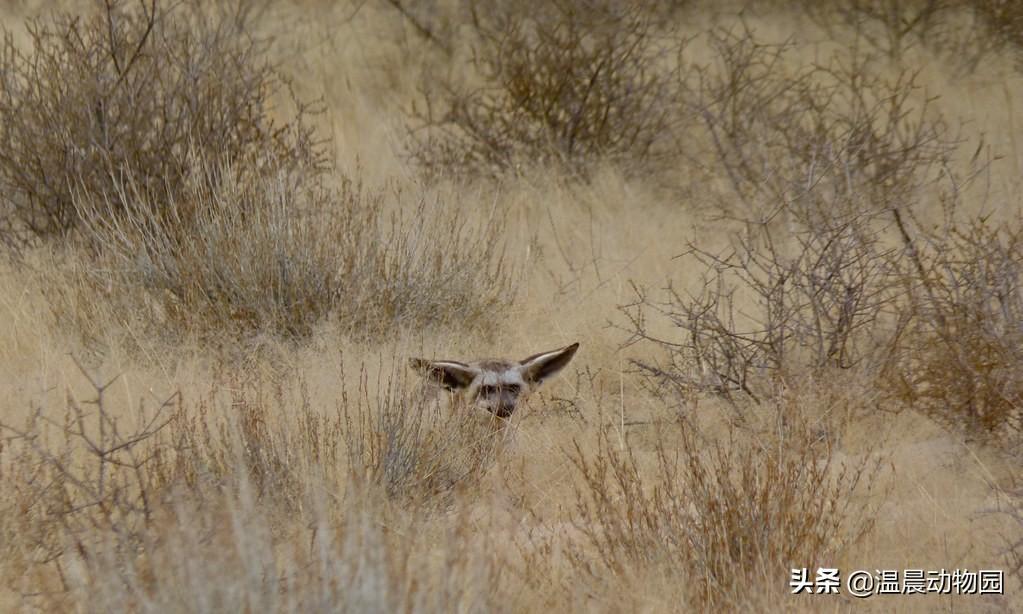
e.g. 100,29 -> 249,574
491,403 -> 516,418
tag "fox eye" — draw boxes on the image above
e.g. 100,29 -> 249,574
478,384 -> 521,397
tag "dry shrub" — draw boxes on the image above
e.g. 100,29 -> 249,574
408,0 -> 678,178
0,358 -> 507,610
167,367 -> 346,504
805,0 -> 953,62
0,359 -> 180,591
552,407 -> 880,609
970,0 -> 1023,54
944,0 -> 1023,73
625,189 -> 1023,445
0,0 -> 322,251
0,360 -> 347,602
686,26 -> 957,222
43,152 -> 513,347
628,20 -> 1020,443
803,0 -> 1023,73
882,204 -> 1023,441
623,26 -> 970,414
622,217 -> 896,407
342,360 -> 506,506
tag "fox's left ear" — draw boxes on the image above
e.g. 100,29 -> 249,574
519,342 -> 579,385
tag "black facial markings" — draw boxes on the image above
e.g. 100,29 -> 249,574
477,383 -> 521,398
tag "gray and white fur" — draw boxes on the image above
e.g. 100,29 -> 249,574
410,343 -> 579,418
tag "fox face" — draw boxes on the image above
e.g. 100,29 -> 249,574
410,343 -> 579,418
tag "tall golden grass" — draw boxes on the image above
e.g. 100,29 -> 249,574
0,1 -> 1021,611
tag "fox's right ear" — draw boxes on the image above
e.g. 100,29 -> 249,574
519,342 -> 579,386
409,359 -> 478,390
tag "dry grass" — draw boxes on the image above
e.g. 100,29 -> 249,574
0,0 -> 323,251
39,151 -> 514,351
340,358 -> 508,506
0,1 -> 1021,612
406,0 -> 680,179
553,405 -> 881,610
883,202 -> 1023,442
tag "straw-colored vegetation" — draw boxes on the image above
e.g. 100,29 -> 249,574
0,0 -> 1021,611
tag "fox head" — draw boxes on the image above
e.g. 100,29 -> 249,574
410,343 -> 579,418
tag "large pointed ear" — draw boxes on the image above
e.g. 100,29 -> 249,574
519,342 -> 579,386
409,358 -> 479,390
